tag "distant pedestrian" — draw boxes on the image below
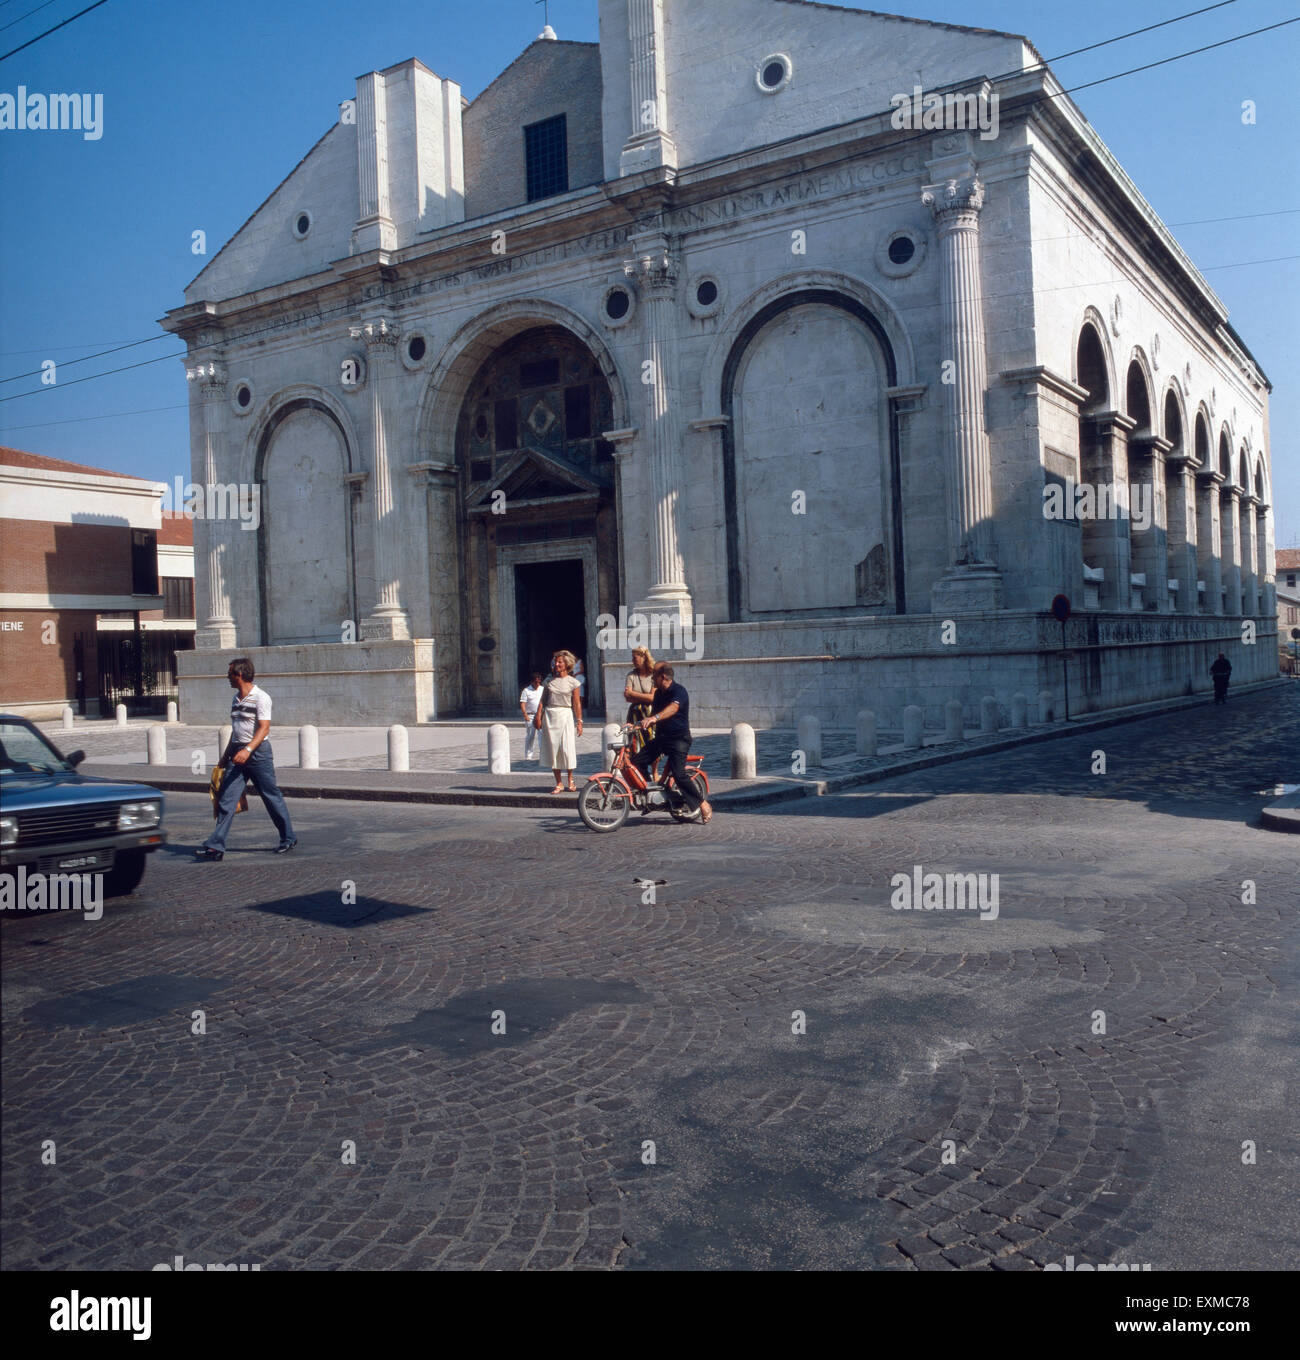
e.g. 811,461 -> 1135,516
1210,652 -> 1232,705
520,672 -> 544,761
573,657 -> 587,702
196,658 -> 296,860
535,650 -> 582,793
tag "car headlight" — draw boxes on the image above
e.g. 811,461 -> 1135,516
0,815 -> 16,847
118,801 -> 161,831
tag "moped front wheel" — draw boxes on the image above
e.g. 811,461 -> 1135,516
578,779 -> 631,832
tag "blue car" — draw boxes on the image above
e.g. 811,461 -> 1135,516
1,715 -> 166,898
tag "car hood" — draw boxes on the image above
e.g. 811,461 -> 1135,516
0,771 -> 165,812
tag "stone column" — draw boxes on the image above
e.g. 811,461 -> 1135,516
626,233 -> 693,626
1128,434 -> 1170,612
1239,494 -> 1259,616
1080,411 -> 1135,611
923,174 -> 1002,613
353,317 -> 411,640
410,460 -> 462,710
1164,455 -> 1199,614
1219,485 -> 1242,615
188,359 -> 238,649
1256,503 -> 1275,618
1194,470 -> 1223,613
620,0 -> 677,175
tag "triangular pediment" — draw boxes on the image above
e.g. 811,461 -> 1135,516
466,446 -> 602,510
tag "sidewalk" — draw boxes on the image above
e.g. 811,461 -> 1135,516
58,678 -> 1291,811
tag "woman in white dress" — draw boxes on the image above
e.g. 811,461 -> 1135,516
534,650 -> 583,793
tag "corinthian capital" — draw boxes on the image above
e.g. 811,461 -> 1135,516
922,175 -> 985,224
349,316 -> 399,350
625,245 -> 680,296
186,360 -> 227,396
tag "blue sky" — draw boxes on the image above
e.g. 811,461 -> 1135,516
1,0 -> 1296,546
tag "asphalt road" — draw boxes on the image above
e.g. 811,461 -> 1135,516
3,685 -> 1297,1271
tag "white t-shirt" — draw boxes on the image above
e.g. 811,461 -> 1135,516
231,685 -> 272,744
520,684 -> 543,716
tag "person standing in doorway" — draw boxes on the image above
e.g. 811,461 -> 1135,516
520,672 -> 544,761
196,658 -> 296,860
535,650 -> 582,794
1210,652 -> 1232,705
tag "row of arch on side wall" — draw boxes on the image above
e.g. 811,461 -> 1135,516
1074,315 -> 1270,617
1075,315 -> 1268,498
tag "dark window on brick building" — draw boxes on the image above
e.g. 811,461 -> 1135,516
131,530 -> 158,596
161,576 -> 194,620
525,114 -> 568,202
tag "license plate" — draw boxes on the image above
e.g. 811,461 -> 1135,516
55,851 -> 112,871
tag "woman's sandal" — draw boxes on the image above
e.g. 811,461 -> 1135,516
550,785 -> 565,795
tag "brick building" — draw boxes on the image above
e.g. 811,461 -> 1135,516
1277,549 -> 1300,675
0,448 -> 194,718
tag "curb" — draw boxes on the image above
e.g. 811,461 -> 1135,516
84,679 -> 1289,812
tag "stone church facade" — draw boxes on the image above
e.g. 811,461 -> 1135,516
166,0 -> 1276,728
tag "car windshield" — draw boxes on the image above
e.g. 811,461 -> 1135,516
0,719 -> 71,775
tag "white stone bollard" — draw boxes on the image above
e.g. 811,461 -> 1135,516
487,724 -> 510,775
856,709 -> 877,757
731,722 -> 757,779
115,703 -> 128,727
166,700 -> 178,724
1037,690 -> 1055,723
602,723 -> 622,773
1011,693 -> 1029,729
388,725 -> 410,773
980,696 -> 999,734
299,725 -> 319,769
219,725 -> 232,759
945,700 -> 964,743
903,705 -> 923,749
147,726 -> 167,765
796,715 -> 822,769
61,706 -> 74,729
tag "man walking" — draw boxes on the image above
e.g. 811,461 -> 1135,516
196,658 -> 297,860
1210,651 -> 1232,705
630,664 -> 712,824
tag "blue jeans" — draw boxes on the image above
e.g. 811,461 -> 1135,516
204,742 -> 295,851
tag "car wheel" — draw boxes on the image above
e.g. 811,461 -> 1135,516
103,849 -> 147,897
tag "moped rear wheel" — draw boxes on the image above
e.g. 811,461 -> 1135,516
669,771 -> 709,822
578,780 -> 631,832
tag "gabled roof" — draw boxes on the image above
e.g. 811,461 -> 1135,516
463,36 -> 598,108
776,0 -> 1030,45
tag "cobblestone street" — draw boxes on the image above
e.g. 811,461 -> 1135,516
3,686 -> 1297,1271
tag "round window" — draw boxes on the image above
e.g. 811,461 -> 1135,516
291,211 -> 312,240
888,237 -> 915,265
407,335 -> 426,363
605,289 -> 630,321
756,54 -> 792,94
236,384 -> 252,409
696,280 -> 718,307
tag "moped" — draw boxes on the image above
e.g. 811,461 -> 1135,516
577,725 -> 710,832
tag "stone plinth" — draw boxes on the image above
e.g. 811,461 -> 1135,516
178,640 -> 436,726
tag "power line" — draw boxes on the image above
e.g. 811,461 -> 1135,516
0,334 -> 175,384
0,401 -> 189,433
0,0 -> 110,63
0,0 -> 61,37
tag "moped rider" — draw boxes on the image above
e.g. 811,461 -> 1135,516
629,664 -> 712,825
